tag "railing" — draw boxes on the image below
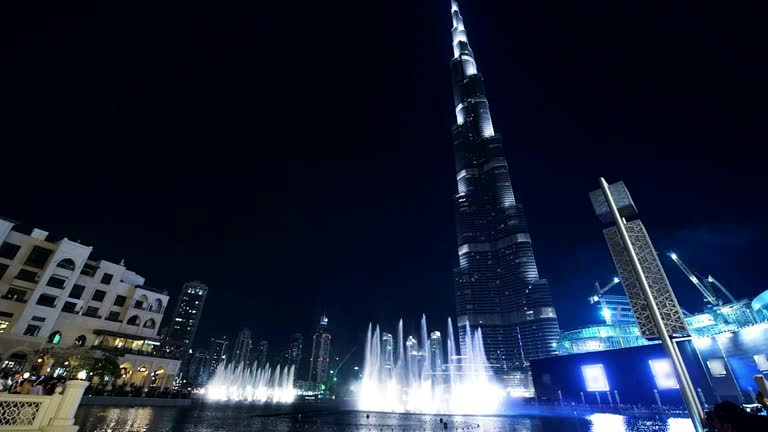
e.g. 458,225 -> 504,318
0,394 -> 56,430
136,285 -> 168,296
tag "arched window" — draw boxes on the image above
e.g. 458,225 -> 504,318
48,331 -> 62,344
74,335 -> 87,347
126,315 -> 141,326
143,318 -> 156,329
55,258 -> 76,271
134,295 -> 149,310
150,298 -> 163,312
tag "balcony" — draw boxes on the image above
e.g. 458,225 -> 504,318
136,285 -> 168,296
131,302 -> 164,314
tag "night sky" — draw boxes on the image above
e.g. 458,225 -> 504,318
3,1 -> 766,364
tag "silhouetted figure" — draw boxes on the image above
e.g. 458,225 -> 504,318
713,400 -> 768,431
757,391 -> 768,413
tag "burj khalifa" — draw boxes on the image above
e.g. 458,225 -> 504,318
448,0 -> 560,394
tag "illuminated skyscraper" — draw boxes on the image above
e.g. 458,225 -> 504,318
187,349 -> 211,387
405,336 -> 422,381
231,328 -> 253,367
429,331 -> 444,373
275,333 -> 303,369
164,281 -> 208,356
447,0 -> 560,394
308,315 -> 331,387
382,332 -> 394,370
253,339 -> 269,368
208,336 -> 228,373
287,333 -> 303,368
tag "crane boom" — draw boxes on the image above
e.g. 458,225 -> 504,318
667,252 -> 721,306
588,277 -> 621,303
706,275 -> 736,303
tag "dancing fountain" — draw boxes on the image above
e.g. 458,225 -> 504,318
358,315 -> 506,414
205,361 -> 297,403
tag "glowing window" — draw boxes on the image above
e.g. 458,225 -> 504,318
0,320 -> 9,333
581,364 -> 609,391
649,359 -> 679,389
707,359 -> 727,377
754,354 -> 768,371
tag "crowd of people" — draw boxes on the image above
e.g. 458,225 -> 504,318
0,373 -> 63,395
84,382 -> 190,399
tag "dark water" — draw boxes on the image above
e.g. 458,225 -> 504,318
74,403 -> 695,432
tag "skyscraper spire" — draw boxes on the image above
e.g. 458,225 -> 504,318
447,0 -> 560,395
450,0 -> 473,60
449,0 -> 494,138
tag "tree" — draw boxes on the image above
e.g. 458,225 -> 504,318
47,346 -> 95,373
84,354 -> 122,382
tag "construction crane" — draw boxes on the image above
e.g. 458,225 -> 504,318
666,252 -> 722,306
588,277 -> 621,304
588,277 -> 621,324
706,275 -> 736,303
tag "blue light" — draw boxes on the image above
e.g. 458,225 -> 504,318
581,364 -> 609,391
601,308 -> 612,321
649,359 -> 679,390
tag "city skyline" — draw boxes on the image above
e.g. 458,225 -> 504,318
2,0 -> 766,363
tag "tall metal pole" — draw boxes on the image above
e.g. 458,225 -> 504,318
599,178 -> 704,432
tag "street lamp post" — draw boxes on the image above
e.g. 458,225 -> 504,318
598,178 -> 704,432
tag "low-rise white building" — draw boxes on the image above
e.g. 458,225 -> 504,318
0,217 -> 180,388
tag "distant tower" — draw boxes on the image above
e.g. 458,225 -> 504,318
287,333 -> 303,367
308,315 -> 332,387
164,281 -> 209,357
405,336 -> 422,381
382,332 -> 394,370
187,349 -> 211,387
208,336 -> 229,375
429,331 -> 444,373
231,328 -> 253,367
254,339 -> 269,368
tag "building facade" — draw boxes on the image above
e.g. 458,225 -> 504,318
253,339 -> 268,368
230,328 -> 252,367
429,331 -> 444,374
208,336 -> 228,374
308,315 -> 331,387
286,333 -> 302,368
186,348 -> 211,388
446,0 -> 559,394
163,281 -> 208,357
0,217 -> 180,388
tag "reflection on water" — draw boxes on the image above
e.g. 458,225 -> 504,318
588,413 -> 628,432
74,404 -> 694,432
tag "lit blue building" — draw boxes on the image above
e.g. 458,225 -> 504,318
534,290 -> 768,406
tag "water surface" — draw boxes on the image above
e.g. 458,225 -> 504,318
74,404 -> 695,432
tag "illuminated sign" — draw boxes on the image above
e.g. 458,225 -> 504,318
581,364 -> 609,391
707,359 -> 727,377
649,359 -> 679,389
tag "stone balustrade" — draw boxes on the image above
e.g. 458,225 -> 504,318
0,380 -> 88,432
